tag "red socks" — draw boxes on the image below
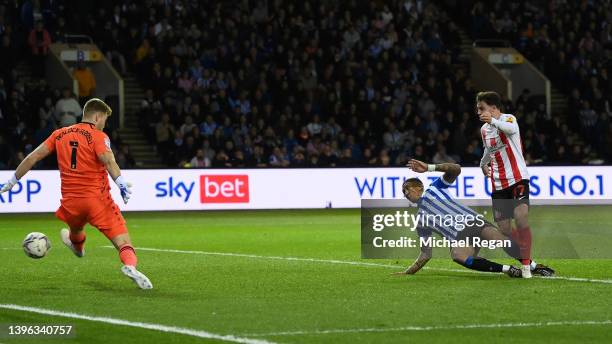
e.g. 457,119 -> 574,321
69,231 -> 86,252
515,226 -> 532,265
119,244 -> 138,267
510,228 -> 520,244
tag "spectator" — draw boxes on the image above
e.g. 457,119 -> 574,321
33,119 -> 54,146
319,144 -> 338,167
39,96 -> 56,125
250,145 -> 268,167
28,20 -> 51,77
269,147 -> 290,167
115,145 -> 136,169
338,148 -> 354,166
155,113 -> 175,160
212,150 -> 231,167
200,115 -> 217,137
190,149 -> 210,168
73,60 -> 96,103
383,123 -> 404,152
292,148 -> 307,166
180,115 -> 197,136
201,139 -> 216,162
12,0 -> 602,170
306,115 -> 322,136
231,150 -> 247,168
433,145 -> 456,164
177,71 -> 193,94
55,88 -> 82,127
579,101 -> 598,143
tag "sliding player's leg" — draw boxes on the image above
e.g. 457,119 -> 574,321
480,226 -> 521,260
452,224 -> 522,277
451,246 -> 521,278
496,218 -> 513,237
451,247 -> 521,277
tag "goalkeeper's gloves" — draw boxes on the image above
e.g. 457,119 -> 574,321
0,174 -> 18,194
114,175 -> 132,204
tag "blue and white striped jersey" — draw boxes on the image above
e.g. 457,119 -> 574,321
416,177 -> 480,240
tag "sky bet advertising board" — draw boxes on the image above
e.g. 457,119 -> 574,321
0,166 -> 610,212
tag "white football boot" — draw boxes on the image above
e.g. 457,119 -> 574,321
121,265 -> 153,290
521,264 -> 532,279
60,228 -> 84,257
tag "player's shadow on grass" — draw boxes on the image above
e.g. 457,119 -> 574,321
390,272 -> 514,282
82,281 -> 178,297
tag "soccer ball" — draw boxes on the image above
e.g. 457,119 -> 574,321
22,232 -> 51,259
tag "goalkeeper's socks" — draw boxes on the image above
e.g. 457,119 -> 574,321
119,244 -> 138,267
517,226 -> 533,265
459,256 -> 504,273
69,231 -> 86,252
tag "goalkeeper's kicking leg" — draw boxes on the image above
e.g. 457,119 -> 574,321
110,232 -> 153,290
87,197 -> 153,290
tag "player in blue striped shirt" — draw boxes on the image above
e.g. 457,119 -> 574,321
394,159 -> 526,278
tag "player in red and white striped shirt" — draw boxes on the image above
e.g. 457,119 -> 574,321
477,91 -> 554,278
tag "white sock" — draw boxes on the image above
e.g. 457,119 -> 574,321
530,261 -> 537,270
502,265 -> 510,273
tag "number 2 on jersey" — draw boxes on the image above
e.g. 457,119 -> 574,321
70,141 -> 79,169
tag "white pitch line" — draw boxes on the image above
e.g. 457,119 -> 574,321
105,246 -> 612,285
0,304 -> 276,344
244,320 -> 612,337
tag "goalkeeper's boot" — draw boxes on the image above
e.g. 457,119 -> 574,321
532,263 -> 555,277
121,265 -> 153,290
60,228 -> 84,258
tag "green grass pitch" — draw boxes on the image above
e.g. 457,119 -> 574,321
0,207 -> 611,344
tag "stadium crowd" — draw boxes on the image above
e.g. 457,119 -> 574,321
0,0 -> 609,170
450,0 -> 612,163
0,0 -> 135,169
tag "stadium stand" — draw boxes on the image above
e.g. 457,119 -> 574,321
0,0 -> 609,169
445,0 -> 612,163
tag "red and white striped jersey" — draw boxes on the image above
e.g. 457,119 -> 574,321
480,113 -> 529,191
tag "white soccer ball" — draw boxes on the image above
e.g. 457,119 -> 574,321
22,232 -> 51,259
